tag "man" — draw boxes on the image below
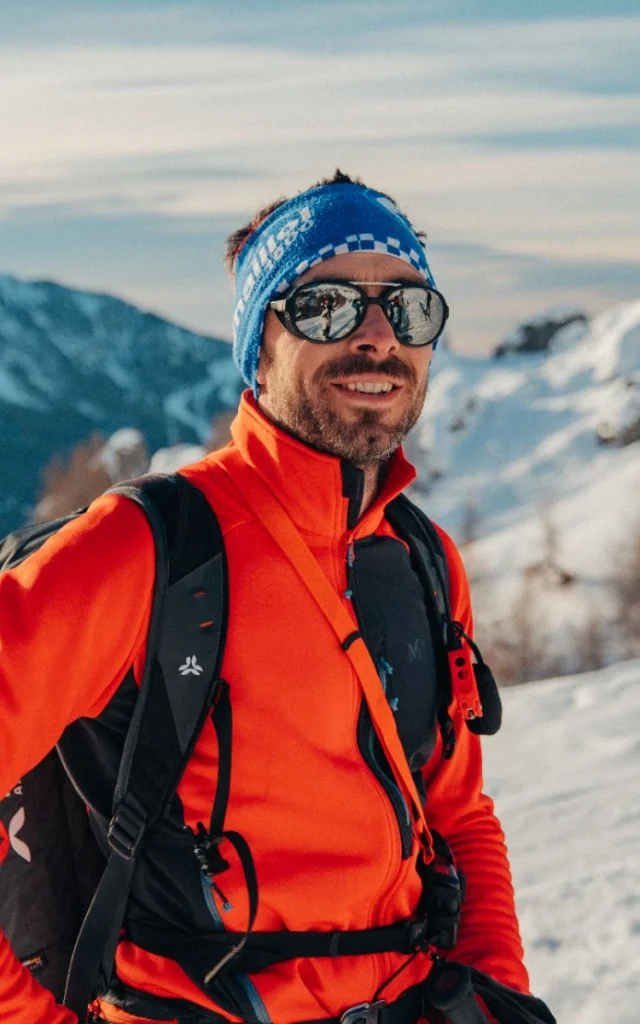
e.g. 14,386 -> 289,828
0,172 -> 537,1024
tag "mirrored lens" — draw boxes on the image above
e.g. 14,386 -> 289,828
291,284 -> 362,342
385,287 -> 444,346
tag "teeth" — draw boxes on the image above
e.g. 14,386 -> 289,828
343,381 -> 395,394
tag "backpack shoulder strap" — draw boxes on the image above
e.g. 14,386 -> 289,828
386,493 -> 502,754
63,472 -> 229,1022
385,494 -> 459,759
386,493 -> 452,625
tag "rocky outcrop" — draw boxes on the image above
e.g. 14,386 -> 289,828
494,313 -> 588,357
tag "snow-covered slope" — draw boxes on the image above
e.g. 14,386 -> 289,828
410,300 -> 640,536
408,299 -> 640,676
484,659 -> 640,1023
0,274 -> 242,531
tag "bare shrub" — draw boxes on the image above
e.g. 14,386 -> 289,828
34,433 -> 111,521
458,500 -> 485,598
614,522 -> 640,658
536,502 -> 575,587
573,603 -> 607,673
473,572 -> 554,686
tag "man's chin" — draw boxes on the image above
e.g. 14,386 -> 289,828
278,381 -> 425,463
319,419 -> 407,465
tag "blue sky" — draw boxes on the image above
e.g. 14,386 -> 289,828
1,0 -> 638,352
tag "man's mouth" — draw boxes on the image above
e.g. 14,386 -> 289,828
331,379 -> 401,395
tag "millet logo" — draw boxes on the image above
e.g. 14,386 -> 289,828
408,638 -> 426,661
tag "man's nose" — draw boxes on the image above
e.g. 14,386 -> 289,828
346,302 -> 399,356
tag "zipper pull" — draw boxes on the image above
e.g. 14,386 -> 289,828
192,823 -> 234,912
193,822 -> 213,881
344,539 -> 355,599
378,658 -> 398,711
192,822 -> 230,879
211,880 -> 234,913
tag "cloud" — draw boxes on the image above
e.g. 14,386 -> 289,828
1,5 -> 638,352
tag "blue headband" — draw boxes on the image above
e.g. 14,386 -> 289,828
232,182 -> 436,390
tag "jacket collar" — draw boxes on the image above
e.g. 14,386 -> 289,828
228,391 -> 417,541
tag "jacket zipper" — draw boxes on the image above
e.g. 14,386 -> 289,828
365,718 -> 413,858
199,870 -> 272,1023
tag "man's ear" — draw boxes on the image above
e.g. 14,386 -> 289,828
255,348 -> 267,391
255,339 -> 273,394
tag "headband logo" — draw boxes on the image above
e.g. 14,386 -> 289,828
234,206 -> 314,328
376,196 -> 399,214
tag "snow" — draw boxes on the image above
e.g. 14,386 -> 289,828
0,271 -> 243,537
0,366 -> 44,410
484,659 -> 640,1023
89,428 -> 147,483
413,298 -> 640,534
163,387 -> 216,443
149,443 -> 207,474
408,297 -> 640,675
94,428 -> 147,479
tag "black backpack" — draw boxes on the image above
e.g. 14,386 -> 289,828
0,472 -> 502,1022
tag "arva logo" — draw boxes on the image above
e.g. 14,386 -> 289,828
179,655 -> 203,677
0,808 -> 32,866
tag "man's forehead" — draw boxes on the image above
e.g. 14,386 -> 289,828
296,251 -> 426,286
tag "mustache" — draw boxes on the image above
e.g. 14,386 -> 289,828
314,353 -> 416,385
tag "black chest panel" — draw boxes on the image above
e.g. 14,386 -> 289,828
351,534 -> 439,772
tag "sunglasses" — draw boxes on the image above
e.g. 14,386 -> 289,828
269,280 -> 449,348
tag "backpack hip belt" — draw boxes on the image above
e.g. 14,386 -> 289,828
119,827 -> 463,1001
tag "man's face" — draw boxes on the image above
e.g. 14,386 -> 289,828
255,253 -> 434,466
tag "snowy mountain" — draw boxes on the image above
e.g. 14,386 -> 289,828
410,300 -> 640,536
0,274 -> 242,532
408,299 -> 640,678
1,277 -> 638,1016
484,658 -> 640,1024
2,272 -> 638,674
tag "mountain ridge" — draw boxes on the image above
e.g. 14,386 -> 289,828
0,272 -> 242,531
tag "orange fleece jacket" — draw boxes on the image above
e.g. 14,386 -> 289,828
0,393 -> 528,1022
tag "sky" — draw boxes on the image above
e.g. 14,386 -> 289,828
1,0 -> 639,353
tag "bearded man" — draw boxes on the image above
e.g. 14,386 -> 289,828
0,171 -> 555,1024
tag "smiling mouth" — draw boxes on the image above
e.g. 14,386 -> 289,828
331,381 -> 401,395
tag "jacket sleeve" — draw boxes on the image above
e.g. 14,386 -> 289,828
0,492 -> 156,1022
422,526 -> 530,996
0,933 -> 78,1024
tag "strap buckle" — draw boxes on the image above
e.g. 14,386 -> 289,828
406,918 -> 430,951
340,1000 -> 385,1024
108,794 -> 147,859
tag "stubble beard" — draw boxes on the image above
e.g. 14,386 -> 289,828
262,352 -> 428,467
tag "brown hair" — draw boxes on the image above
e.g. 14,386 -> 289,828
223,169 -> 426,276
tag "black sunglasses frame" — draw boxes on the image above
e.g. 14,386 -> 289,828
269,279 -> 449,347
